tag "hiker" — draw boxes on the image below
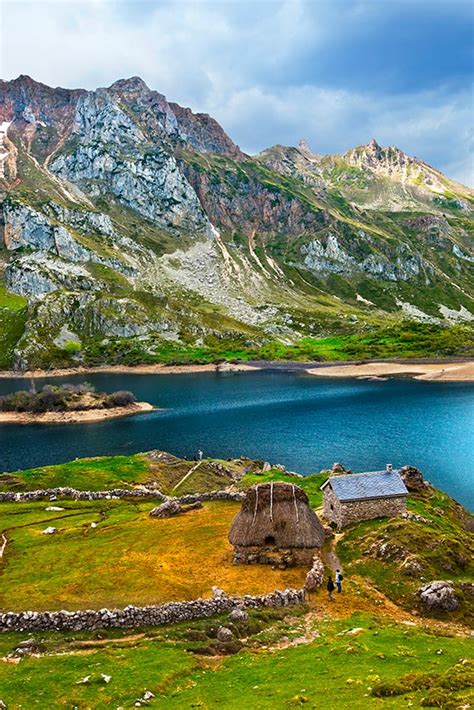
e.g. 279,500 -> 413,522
198,449 -> 203,461
326,575 -> 335,601
335,569 -> 343,593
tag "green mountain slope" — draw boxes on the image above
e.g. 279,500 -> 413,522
0,76 -> 473,369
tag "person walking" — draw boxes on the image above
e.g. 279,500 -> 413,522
326,575 -> 335,601
335,569 -> 343,593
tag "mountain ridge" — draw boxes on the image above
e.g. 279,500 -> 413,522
0,75 -> 473,369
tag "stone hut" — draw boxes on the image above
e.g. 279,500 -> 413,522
228,482 -> 325,566
321,466 -> 408,528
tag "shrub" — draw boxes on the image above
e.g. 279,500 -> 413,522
104,390 -> 136,408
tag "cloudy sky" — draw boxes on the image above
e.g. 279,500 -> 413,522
1,0 -> 473,185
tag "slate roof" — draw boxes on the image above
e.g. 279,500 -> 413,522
321,470 -> 408,502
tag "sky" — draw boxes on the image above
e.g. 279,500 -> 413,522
1,0 -> 473,185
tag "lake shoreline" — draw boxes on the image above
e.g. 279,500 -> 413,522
0,358 -> 473,382
0,401 -> 154,425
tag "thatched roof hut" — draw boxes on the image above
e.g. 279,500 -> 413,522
229,482 -> 325,566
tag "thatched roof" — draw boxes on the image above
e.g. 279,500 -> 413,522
228,482 -> 325,549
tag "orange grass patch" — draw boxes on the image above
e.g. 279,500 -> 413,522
1,501 -> 306,611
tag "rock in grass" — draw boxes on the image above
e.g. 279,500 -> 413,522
228,607 -> 249,622
42,527 -> 57,535
216,626 -> 234,642
76,675 -> 91,685
417,580 -> 459,612
149,500 -> 182,518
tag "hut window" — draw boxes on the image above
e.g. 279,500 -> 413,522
264,535 -> 276,546
330,504 -> 334,511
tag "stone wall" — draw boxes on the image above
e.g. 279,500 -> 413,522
0,487 -> 244,505
233,545 -> 317,567
0,588 -> 305,632
323,486 -> 407,528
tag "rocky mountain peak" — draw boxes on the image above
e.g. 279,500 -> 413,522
297,139 -> 311,153
367,138 -> 381,151
109,76 -> 150,94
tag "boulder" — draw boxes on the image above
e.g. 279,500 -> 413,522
305,556 -> 325,591
228,607 -> 249,622
42,526 -> 57,535
149,500 -> 182,518
216,626 -> 234,642
400,465 -> 425,491
417,580 -> 459,612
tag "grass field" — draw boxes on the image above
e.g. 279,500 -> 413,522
0,499 -> 306,611
0,611 -> 472,709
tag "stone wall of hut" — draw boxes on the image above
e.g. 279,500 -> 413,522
323,486 -> 407,528
233,545 -> 317,567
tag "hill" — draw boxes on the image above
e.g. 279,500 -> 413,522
0,76 -> 473,369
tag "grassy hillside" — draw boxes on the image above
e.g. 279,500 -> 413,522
0,451 -> 472,709
79,321 -> 474,367
0,612 -> 472,709
0,453 -> 248,495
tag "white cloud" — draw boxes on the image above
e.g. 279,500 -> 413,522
1,0 -> 472,185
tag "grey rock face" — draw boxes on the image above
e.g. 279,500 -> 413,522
6,253 -> 97,300
417,580 -> 459,612
44,202 -> 116,237
50,90 -> 213,236
3,202 -> 90,261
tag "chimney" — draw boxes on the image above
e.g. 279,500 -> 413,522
386,464 -> 393,473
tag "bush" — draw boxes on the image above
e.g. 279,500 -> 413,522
104,391 -> 136,408
0,383 -> 137,413
0,390 -> 31,412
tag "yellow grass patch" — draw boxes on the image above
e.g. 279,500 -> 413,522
1,501 -> 306,611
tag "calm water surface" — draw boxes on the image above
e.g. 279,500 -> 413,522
0,371 -> 472,509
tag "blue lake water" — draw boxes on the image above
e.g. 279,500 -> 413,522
0,371 -> 472,509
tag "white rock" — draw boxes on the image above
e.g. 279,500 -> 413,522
42,527 -> 57,535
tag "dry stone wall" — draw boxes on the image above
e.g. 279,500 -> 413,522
0,589 -> 305,632
0,487 -> 244,505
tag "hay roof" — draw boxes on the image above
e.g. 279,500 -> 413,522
228,481 -> 325,549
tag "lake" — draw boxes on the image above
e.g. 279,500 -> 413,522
0,371 -> 473,509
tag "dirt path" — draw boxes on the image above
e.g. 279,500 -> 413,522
171,460 -> 203,492
321,534 -> 343,573
0,532 -> 7,559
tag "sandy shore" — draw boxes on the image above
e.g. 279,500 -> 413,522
0,401 -> 154,425
306,361 -> 474,382
0,360 -> 473,382
0,362 -> 260,379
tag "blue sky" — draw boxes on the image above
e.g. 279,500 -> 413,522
1,0 -> 473,184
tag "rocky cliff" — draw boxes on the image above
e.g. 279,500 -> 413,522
0,75 -> 473,368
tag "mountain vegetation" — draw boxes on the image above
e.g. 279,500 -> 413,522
0,75 -> 473,369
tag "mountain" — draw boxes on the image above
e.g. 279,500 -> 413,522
0,75 -> 473,369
